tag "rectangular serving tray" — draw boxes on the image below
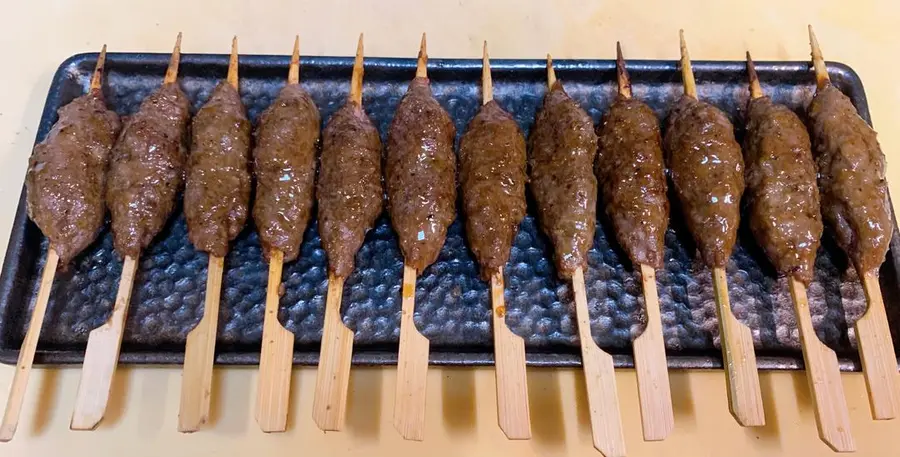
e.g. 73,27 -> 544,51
1,52 -> 898,370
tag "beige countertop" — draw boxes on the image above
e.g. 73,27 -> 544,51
2,0 -> 900,455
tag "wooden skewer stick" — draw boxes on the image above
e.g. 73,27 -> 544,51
312,34 -> 365,432
572,268 -> 626,457
482,42 -> 532,440
0,249 -> 59,441
747,51 -> 853,449
679,31 -> 764,426
0,44 -> 111,441
789,278 -> 855,452
70,255 -> 139,430
615,44 -> 674,441
808,25 -> 830,90
678,30 -> 698,99
177,38 -> 238,432
288,35 -> 300,85
393,36 -> 432,441
858,272 -> 900,419
71,34 -> 182,431
256,249 -> 295,432
809,25 -> 899,420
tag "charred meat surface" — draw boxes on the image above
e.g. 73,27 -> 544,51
184,82 -> 252,257
26,91 -> 121,265
107,83 -> 191,258
744,96 -> 822,285
252,84 -> 321,262
664,95 -> 744,268
529,81 -> 598,279
459,100 -> 527,280
595,96 -> 668,269
385,77 -> 457,274
317,101 -> 384,278
808,84 -> 891,275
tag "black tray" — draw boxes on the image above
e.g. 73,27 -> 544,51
2,52 -> 898,371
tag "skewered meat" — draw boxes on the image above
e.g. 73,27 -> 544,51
744,96 -> 822,284
252,84 -> 321,263
317,100 -> 383,278
459,100 -> 527,280
664,95 -> 744,268
106,83 -> 191,257
529,81 -> 598,279
808,84 -> 891,275
26,92 -> 121,265
595,96 -> 668,269
184,82 -> 252,257
385,77 -> 456,273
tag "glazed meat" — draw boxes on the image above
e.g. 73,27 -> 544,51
385,77 -> 457,274
253,84 -> 321,263
744,96 -> 822,285
107,83 -> 191,257
529,81 -> 598,279
184,82 -> 252,257
808,84 -> 891,275
317,101 -> 383,278
26,91 -> 121,265
664,95 -> 744,268
595,96 -> 668,269
459,100 -> 527,280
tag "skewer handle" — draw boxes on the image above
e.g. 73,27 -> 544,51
178,255 -> 225,432
227,36 -> 239,89
615,42 -> 632,99
90,45 -> 107,92
71,255 -> 139,430
711,267 -> 765,426
164,33 -> 182,85
678,30 -> 698,99
857,272 -> 900,420
808,25 -> 831,89
0,249 -> 60,441
482,41 -> 493,105
746,52 -> 764,100
789,278 -> 855,452
288,36 -> 300,85
632,264 -> 674,441
490,270 -> 531,439
393,264 -> 430,441
416,33 -> 427,79
349,34 -> 364,104
255,249 -> 295,432
312,274 -> 354,431
573,268 -> 626,457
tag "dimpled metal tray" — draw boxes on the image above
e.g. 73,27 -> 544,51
1,52 -> 899,370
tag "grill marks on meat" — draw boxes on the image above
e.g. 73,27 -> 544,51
317,101 -> 383,278
386,77 -> 457,274
252,84 -> 321,262
595,96 -> 668,269
808,84 -> 891,275
459,100 -> 527,280
664,95 -> 744,268
184,82 -> 252,257
26,92 -> 121,265
529,81 -> 598,279
107,83 -> 191,257
744,96 -> 822,285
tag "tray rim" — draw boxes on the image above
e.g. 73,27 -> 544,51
0,52 -> 892,372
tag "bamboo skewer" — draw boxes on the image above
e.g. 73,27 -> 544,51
547,55 -> 625,456
0,44 -> 111,441
809,25 -> 899,420
256,249 -> 294,432
615,43 -> 674,442
177,37 -> 239,433
789,278 -> 855,452
0,249 -> 59,441
748,51 -> 854,450
482,42 -> 531,440
312,33 -> 365,432
254,39 -> 302,433
393,34 -> 432,441
680,30 -> 765,427
71,34 -> 183,431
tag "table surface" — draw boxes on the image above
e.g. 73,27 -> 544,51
2,0 -> 900,455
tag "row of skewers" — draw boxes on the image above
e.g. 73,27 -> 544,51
0,27 -> 896,455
